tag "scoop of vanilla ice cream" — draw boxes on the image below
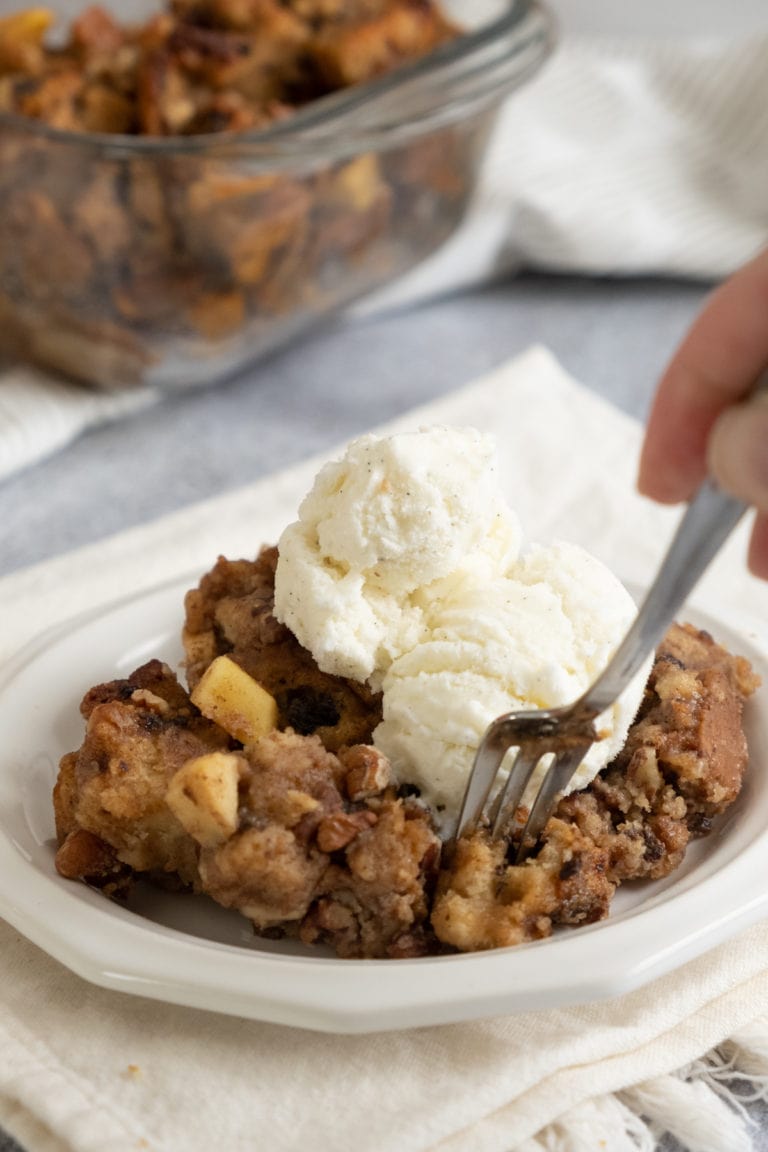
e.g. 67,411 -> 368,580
273,426 -> 521,685
373,541 -> 651,823
274,424 -> 651,830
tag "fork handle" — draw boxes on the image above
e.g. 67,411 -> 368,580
580,478 -> 748,718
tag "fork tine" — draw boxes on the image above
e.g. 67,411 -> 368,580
489,746 -> 542,839
454,717 -> 516,842
513,744 -> 590,863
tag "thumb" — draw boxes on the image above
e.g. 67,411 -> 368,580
707,393 -> 768,512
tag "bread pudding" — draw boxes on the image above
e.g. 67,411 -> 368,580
0,1 -> 458,136
53,547 -> 760,959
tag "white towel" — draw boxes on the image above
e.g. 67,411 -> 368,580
1,347 -> 767,1152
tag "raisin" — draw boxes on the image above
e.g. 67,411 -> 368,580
282,686 -> 340,734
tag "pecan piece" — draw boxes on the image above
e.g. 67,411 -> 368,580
316,809 -> 377,852
341,745 -> 392,801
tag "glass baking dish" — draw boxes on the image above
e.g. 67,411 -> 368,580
0,0 -> 555,391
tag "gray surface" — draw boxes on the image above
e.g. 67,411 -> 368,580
3,273 -> 708,577
3,272 -> 768,1152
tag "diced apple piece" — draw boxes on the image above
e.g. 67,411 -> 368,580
191,654 -> 278,745
166,751 -> 243,848
0,8 -> 54,44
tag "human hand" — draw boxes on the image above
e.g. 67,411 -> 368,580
638,246 -> 768,578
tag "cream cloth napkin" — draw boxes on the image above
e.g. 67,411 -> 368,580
5,22 -> 768,481
1,346 -> 768,1152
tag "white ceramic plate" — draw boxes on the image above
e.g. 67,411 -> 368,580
0,576 -> 767,1034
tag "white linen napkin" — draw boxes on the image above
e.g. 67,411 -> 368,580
0,365 -> 155,483
1,346 -> 767,1152
368,32 -> 768,311
5,23 -> 768,481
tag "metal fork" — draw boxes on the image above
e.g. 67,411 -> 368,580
452,477 -> 751,863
